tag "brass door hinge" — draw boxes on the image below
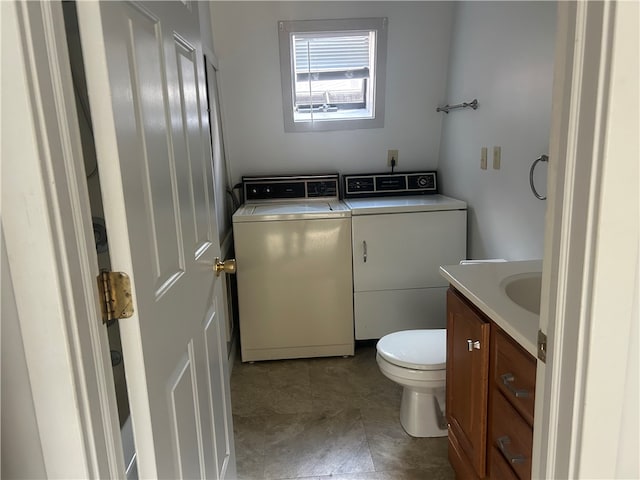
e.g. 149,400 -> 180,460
538,329 -> 547,363
97,271 -> 134,324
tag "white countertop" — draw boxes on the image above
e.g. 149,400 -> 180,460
439,260 -> 542,357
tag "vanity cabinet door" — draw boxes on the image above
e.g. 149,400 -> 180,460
446,288 -> 490,478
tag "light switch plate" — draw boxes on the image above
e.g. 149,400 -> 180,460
493,146 -> 501,169
481,147 -> 487,170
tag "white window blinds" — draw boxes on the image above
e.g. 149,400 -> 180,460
293,32 -> 373,81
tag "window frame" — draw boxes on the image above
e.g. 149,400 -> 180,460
278,17 -> 388,133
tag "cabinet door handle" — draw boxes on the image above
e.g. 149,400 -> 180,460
501,373 -> 530,398
467,339 -> 480,351
363,240 -> 367,263
497,436 -> 525,464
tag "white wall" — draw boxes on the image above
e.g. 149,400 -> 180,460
438,2 -> 556,260
210,1 -> 455,183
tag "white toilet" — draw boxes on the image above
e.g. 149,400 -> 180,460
376,329 -> 447,438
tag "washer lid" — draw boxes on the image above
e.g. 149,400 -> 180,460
376,329 -> 446,370
232,201 -> 351,222
251,203 -> 332,215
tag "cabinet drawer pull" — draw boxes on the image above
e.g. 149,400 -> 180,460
501,373 -> 530,398
497,436 -> 525,464
363,240 -> 367,263
467,339 -> 480,351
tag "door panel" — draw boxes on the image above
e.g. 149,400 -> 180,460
354,287 -> 447,339
204,289 -> 233,474
174,36 -> 215,257
352,210 -> 466,292
77,1 -> 235,477
169,348 -> 202,479
126,4 -> 186,293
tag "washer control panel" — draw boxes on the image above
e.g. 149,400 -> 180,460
243,174 -> 339,202
343,171 -> 437,197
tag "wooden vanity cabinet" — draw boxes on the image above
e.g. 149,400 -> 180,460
446,287 -> 537,480
446,288 -> 490,479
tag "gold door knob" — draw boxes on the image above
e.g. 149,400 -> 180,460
214,257 -> 236,276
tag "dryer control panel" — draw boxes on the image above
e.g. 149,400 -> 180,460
343,171 -> 437,198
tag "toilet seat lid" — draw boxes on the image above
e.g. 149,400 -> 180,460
376,329 -> 446,370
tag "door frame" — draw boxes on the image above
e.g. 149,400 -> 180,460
3,1 -> 123,477
534,1 -> 638,478
5,0 -> 637,478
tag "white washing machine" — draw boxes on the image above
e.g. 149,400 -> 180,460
232,174 -> 354,362
343,171 -> 467,339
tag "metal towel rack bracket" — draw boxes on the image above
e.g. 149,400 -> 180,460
529,154 -> 549,200
436,98 -> 478,114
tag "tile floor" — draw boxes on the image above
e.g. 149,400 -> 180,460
230,342 -> 454,480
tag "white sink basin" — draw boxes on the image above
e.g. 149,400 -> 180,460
440,260 -> 543,356
501,272 -> 542,315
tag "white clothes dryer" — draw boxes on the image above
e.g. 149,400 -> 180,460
343,171 -> 468,339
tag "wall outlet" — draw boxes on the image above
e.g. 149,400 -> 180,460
493,146 -> 501,169
387,149 -> 399,167
481,147 -> 488,170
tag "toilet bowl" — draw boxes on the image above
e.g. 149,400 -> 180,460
376,329 -> 447,438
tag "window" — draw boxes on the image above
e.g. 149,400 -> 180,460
278,18 -> 388,132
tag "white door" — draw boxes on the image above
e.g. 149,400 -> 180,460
352,211 -> 467,291
76,2 -> 235,478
